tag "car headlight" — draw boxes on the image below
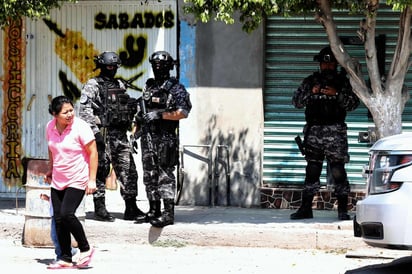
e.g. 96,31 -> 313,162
368,154 -> 412,194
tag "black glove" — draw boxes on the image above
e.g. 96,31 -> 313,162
143,110 -> 163,123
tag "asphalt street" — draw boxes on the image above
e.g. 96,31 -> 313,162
0,191 -> 411,273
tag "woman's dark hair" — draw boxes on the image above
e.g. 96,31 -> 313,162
48,96 -> 73,115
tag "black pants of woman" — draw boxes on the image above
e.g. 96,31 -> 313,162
51,187 -> 90,263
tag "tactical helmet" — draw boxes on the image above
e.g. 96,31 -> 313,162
149,51 -> 175,71
94,51 -> 121,68
313,46 -> 337,63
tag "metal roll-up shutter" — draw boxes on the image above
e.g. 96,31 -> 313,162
264,6 -> 412,188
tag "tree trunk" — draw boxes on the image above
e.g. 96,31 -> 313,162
317,0 -> 408,141
366,90 -> 403,139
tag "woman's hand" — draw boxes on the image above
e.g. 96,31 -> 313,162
86,179 -> 96,195
44,171 -> 52,184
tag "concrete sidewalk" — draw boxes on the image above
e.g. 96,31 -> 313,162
1,191 -> 412,274
0,190 -> 379,250
3,189 -> 411,256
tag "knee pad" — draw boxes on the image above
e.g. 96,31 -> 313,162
305,161 -> 323,183
329,162 -> 347,182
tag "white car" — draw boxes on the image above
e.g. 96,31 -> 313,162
354,132 -> 412,249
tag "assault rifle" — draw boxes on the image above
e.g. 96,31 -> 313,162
119,72 -> 143,91
139,98 -> 156,166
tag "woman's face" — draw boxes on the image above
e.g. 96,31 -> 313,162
55,103 -> 74,126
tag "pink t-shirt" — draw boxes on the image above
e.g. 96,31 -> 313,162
46,117 -> 95,190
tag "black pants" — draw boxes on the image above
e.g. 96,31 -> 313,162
303,160 -> 350,196
51,187 -> 90,263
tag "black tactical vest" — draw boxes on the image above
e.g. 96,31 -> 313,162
143,78 -> 178,132
96,77 -> 137,128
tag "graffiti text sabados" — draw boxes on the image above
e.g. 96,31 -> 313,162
95,11 -> 175,30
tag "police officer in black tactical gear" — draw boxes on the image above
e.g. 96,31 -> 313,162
291,46 -> 359,221
134,51 -> 192,227
79,51 -> 144,222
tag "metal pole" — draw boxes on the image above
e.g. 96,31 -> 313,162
216,145 -> 231,206
181,145 -> 213,206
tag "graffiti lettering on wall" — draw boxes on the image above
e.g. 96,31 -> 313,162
2,18 -> 24,186
94,11 -> 175,29
44,8 -> 175,100
118,35 -> 146,68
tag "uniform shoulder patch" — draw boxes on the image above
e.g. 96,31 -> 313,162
79,94 -> 89,104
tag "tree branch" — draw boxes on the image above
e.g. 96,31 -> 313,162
364,1 -> 381,95
389,7 -> 412,81
317,0 -> 368,100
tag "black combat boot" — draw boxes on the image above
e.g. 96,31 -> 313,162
150,199 -> 174,228
124,198 -> 145,221
93,197 -> 115,222
290,194 -> 314,220
337,195 -> 351,220
134,200 -> 161,224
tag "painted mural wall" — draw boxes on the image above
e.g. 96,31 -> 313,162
0,0 -> 177,195
1,18 -> 26,190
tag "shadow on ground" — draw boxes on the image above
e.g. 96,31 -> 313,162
346,256 -> 412,273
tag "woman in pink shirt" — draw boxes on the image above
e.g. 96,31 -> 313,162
45,96 -> 97,269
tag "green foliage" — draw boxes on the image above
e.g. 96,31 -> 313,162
387,0 -> 412,10
183,0 -> 412,32
183,0 -> 280,32
0,0 -> 77,27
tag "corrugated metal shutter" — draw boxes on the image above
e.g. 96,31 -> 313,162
264,7 -> 412,187
0,0 -> 177,197
23,0 -> 177,159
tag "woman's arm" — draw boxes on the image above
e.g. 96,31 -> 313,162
44,149 -> 53,184
85,140 -> 98,195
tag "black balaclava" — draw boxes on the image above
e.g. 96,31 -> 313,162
100,66 -> 117,79
149,51 -> 174,82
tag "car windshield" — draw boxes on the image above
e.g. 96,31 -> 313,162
368,153 -> 412,194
